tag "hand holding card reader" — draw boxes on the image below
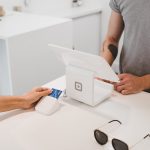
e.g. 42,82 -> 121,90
35,88 -> 62,115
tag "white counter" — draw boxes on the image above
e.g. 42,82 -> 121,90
27,3 -> 102,19
40,6 -> 102,19
0,76 -> 150,150
44,76 -> 150,148
0,11 -> 71,38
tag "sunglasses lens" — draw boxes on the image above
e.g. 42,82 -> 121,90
112,139 -> 129,150
94,130 -> 108,145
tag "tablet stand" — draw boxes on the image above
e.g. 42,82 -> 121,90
66,65 -> 114,106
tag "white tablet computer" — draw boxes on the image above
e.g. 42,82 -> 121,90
48,44 -> 119,83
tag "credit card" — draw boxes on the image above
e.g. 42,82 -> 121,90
49,88 -> 62,99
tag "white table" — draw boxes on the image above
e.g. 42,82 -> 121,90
0,76 -> 150,150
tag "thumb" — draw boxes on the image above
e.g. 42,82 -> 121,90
118,74 -> 127,80
38,89 -> 52,97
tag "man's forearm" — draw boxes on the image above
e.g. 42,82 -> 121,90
141,74 -> 150,90
101,37 -> 119,66
101,11 -> 124,65
0,96 -> 25,112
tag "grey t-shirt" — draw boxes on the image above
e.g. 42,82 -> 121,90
110,0 -> 150,92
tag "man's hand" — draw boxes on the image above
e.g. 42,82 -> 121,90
115,74 -> 144,95
21,87 -> 51,109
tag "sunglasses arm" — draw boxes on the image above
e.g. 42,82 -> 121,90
130,134 -> 150,149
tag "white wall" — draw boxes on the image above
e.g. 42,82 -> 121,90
29,0 -> 111,41
0,0 -> 24,10
1,0 -> 118,70
0,0 -> 74,11
0,0 -> 111,41
30,0 -> 72,10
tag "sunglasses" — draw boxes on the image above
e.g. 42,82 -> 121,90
94,120 -> 150,150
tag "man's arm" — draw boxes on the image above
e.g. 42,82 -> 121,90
142,75 -> 150,90
101,11 -> 150,95
0,87 -> 51,112
101,10 -> 124,65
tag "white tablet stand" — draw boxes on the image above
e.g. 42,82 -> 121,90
49,44 -> 119,106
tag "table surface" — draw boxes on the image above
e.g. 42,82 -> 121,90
0,76 -> 150,150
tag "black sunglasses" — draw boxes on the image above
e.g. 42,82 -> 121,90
94,120 -> 150,150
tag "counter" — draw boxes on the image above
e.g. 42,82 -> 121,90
26,2 -> 102,19
0,11 -> 71,38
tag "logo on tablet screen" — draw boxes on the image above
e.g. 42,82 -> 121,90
75,82 -> 82,92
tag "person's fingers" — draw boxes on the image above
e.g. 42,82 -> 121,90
95,77 -> 110,83
114,83 -> 118,90
116,74 -> 130,86
116,85 -> 126,92
95,77 -> 116,85
40,87 -> 50,91
121,90 -> 130,95
116,83 -> 130,92
116,79 -> 127,86
32,87 -> 42,92
95,77 -> 102,81
33,87 -> 50,92
121,90 -> 133,95
118,74 -> 128,80
38,89 -> 52,97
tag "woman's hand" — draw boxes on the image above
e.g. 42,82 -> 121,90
21,87 -> 51,109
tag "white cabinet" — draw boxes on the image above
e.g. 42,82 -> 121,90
0,13 -> 73,95
73,12 -> 101,55
25,5 -> 102,55
0,40 -> 11,95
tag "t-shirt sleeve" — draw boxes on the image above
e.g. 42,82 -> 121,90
109,0 -> 121,13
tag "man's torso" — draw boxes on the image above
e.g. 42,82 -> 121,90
110,0 -> 150,77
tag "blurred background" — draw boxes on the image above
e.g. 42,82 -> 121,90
0,0 -> 122,95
